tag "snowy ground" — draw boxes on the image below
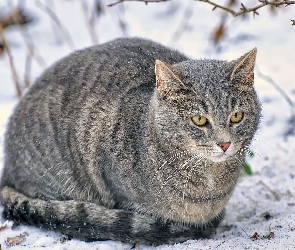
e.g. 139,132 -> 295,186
0,0 -> 295,249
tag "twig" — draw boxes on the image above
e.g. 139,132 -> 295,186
216,240 -> 226,248
255,65 -> 295,136
108,0 -> 170,7
117,3 -> 129,36
0,25 -> 22,98
36,0 -> 76,51
258,180 -> 280,200
7,8 -> 47,69
18,26 -> 47,69
45,0 -> 62,44
242,228 -> 250,237
0,42 -> 4,55
81,0 -> 99,44
45,0 -> 61,44
24,53 -> 32,87
195,0 -> 295,17
256,65 -> 295,138
209,0 -> 236,47
169,2 -> 194,46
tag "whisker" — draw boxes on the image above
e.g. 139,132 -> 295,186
237,145 -> 265,161
252,138 -> 275,151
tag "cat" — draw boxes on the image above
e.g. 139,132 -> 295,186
0,37 -> 261,245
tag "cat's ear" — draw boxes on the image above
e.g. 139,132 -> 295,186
229,48 -> 257,88
155,60 -> 187,100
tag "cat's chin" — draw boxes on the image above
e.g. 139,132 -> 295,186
208,154 -> 230,163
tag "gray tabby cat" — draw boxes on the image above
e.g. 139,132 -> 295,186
0,38 -> 261,245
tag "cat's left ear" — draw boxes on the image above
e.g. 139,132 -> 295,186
155,60 -> 187,100
229,48 -> 257,88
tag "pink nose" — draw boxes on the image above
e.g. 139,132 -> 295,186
217,142 -> 231,152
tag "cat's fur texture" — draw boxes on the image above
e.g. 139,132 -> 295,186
0,38 -> 261,245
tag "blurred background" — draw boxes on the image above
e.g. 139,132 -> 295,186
0,0 -> 294,100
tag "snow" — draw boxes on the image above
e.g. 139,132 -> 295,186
0,0 -> 294,249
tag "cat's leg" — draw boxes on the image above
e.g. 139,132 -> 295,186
0,186 -> 223,245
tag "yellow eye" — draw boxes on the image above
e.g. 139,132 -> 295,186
230,111 -> 244,123
191,115 -> 207,126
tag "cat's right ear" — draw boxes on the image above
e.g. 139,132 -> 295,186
155,60 -> 187,100
228,48 -> 257,89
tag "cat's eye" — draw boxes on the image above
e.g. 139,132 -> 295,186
191,115 -> 207,126
230,111 -> 244,123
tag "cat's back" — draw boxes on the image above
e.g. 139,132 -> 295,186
34,37 -> 187,92
2,38 -> 187,199
13,37 -> 188,124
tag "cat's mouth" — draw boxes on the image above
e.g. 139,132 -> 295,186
187,140 -> 236,163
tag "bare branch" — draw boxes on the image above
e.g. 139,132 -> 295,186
81,0 -> 99,44
0,25 -> 22,98
108,0 -> 294,18
108,0 -> 170,7
258,180 -> 280,201
7,9 -> 47,69
195,0 -> 295,17
169,3 -> 194,46
18,26 -> 47,69
24,53 -> 32,87
255,65 -> 295,137
36,0 -> 76,51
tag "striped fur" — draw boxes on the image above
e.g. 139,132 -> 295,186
1,187 -> 223,244
0,38 -> 260,245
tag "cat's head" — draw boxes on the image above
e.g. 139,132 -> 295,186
153,49 -> 261,163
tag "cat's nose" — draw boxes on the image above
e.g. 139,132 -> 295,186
217,142 -> 231,152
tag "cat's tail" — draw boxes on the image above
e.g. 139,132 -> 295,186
0,186 -> 223,245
